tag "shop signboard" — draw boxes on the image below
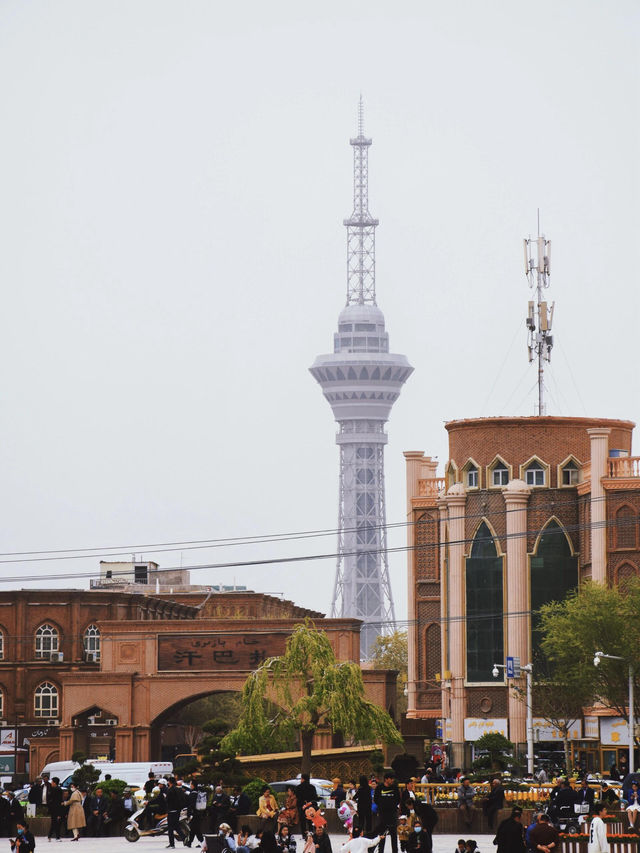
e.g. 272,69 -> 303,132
464,718 -> 508,741
584,717 -> 600,740
601,717 -> 634,746
532,718 -> 582,741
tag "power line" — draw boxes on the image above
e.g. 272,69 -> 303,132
0,491 -> 624,566
0,510 -> 636,585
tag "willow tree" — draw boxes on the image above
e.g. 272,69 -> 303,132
221,622 -> 403,774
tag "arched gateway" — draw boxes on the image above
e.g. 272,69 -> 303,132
59,612 -> 395,765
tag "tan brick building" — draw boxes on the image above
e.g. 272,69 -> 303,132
0,588 -> 396,776
405,416 -> 640,770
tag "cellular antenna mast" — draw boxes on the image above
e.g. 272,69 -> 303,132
310,100 -> 413,658
344,95 -> 379,306
524,216 -> 553,415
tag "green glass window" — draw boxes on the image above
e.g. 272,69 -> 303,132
466,522 -> 503,682
530,520 -> 578,654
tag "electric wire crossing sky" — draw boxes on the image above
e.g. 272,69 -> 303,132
310,101 -> 413,659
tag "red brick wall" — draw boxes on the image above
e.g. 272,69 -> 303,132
446,417 -> 634,488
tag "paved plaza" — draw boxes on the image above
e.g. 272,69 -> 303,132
34,835 -> 496,853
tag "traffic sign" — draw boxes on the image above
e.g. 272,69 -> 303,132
506,656 -> 521,678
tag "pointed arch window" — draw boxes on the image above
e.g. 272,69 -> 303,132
525,461 -> 546,487
492,463 -> 509,487
466,464 -> 478,489
615,505 -> 638,550
561,460 -> 580,486
530,520 -> 578,653
466,522 -> 504,682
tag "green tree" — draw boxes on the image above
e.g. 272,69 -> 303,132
473,732 -> 514,770
71,763 -> 100,789
221,621 -> 403,774
534,580 -> 640,772
539,581 -> 640,720
372,631 -> 408,716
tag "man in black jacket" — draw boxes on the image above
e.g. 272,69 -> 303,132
374,773 -> 400,853
7,792 -> 25,835
166,777 -> 186,848
92,787 -> 109,837
493,807 -> 525,853
574,780 -> 595,813
47,778 -> 64,841
228,787 -> 251,831
296,775 -> 318,833
483,778 -> 505,830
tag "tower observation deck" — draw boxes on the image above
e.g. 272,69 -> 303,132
309,102 -> 413,659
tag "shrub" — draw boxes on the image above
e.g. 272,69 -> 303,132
242,778 -> 268,813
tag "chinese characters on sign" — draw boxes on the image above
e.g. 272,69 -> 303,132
158,633 -> 288,671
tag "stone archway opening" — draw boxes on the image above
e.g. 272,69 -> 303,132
149,690 -> 296,766
70,706 -> 119,762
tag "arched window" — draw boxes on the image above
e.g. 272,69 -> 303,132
492,463 -> 509,487
530,520 -> 578,653
83,625 -> 101,661
615,506 -> 638,550
0,688 -> 3,718
466,465 -> 478,489
524,461 -> 545,487
466,522 -> 503,682
0,630 -> 4,661
561,460 -> 580,486
34,682 -> 59,718
35,624 -> 59,659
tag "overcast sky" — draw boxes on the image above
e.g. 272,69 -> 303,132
1,1 -> 638,623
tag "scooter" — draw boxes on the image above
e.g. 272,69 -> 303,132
124,805 -> 191,843
545,804 -> 582,836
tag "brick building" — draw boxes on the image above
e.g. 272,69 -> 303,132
404,416 -> 640,770
0,586 -> 396,777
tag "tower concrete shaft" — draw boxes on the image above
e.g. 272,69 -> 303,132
310,104 -> 413,659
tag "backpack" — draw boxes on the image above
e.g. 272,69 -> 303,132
195,791 -> 208,811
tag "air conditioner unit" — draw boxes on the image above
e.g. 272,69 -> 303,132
105,718 -> 117,726
84,652 -> 99,663
0,720 -> 6,726
49,652 -> 64,662
48,719 -> 60,726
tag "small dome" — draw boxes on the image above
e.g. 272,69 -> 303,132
338,303 -> 386,329
447,482 -> 466,497
503,478 -> 531,495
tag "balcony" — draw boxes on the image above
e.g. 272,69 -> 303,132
417,478 -> 446,498
608,456 -> 640,479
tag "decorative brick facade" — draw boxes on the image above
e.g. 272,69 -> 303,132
405,416 -> 640,767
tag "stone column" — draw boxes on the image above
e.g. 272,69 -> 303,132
404,452 -> 423,717
445,484 -> 467,767
588,428 -> 611,584
503,479 -> 531,749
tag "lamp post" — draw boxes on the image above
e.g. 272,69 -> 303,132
492,661 -> 534,775
594,651 -> 634,774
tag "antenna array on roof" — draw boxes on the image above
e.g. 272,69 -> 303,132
524,217 -> 553,416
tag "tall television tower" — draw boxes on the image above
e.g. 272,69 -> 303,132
310,100 -> 413,659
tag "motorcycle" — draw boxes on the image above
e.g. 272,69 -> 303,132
124,805 -> 190,843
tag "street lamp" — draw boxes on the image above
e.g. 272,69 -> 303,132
594,651 -> 634,774
493,661 -> 534,776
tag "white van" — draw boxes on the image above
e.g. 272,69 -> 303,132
40,761 -> 173,789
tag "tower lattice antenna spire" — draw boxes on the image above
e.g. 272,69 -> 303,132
524,211 -> 554,415
310,103 -> 413,658
343,97 -> 378,306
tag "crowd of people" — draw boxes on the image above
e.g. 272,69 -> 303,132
5,763 -> 638,853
